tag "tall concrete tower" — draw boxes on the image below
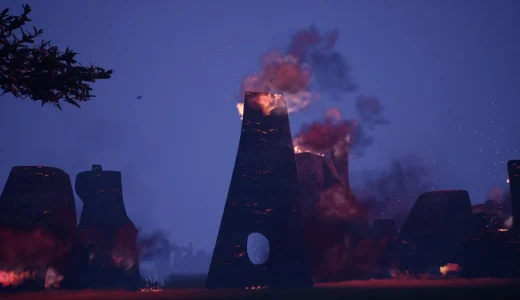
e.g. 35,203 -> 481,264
507,160 -> 520,232
206,92 -> 313,289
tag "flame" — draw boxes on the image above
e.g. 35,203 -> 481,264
237,93 -> 284,119
0,270 -> 35,287
293,144 -> 325,156
439,263 -> 462,276
236,103 -> 244,120
138,287 -> 163,292
240,52 -> 313,114
507,178 -> 510,184
45,267 -> 63,289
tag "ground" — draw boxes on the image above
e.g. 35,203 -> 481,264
3,279 -> 520,299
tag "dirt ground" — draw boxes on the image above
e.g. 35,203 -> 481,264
2,278 -> 520,300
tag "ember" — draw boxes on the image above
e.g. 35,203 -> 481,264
245,285 -> 268,290
138,287 -> 163,292
440,263 -> 462,276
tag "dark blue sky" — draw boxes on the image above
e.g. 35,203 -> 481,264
1,0 -> 519,252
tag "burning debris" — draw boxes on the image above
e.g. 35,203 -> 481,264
0,270 -> 35,287
207,92 -> 313,289
439,263 -> 462,277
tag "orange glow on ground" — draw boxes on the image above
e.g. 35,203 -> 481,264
3,279 -> 520,299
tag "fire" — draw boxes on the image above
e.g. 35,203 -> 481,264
239,51 -> 313,117
506,178 -> 510,184
236,103 -> 244,119
0,270 -> 35,287
440,263 -> 462,276
138,287 -> 163,292
293,144 -> 325,156
237,93 -> 284,119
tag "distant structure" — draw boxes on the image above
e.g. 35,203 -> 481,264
507,160 -> 520,232
206,92 -> 313,289
75,164 -> 140,289
397,190 -> 473,273
0,166 -> 77,273
171,243 -> 211,274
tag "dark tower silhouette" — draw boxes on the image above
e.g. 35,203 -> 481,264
398,190 -> 473,273
206,92 -> 313,289
507,160 -> 520,232
400,190 -> 473,241
0,166 -> 77,273
75,164 -> 140,289
295,152 -> 368,281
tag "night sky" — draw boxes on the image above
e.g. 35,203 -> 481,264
0,0 -> 519,253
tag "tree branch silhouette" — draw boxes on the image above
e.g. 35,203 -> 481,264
0,4 -> 113,109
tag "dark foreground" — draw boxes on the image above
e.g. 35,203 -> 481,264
2,279 -> 520,300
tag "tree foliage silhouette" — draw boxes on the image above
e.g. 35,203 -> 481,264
0,4 -> 113,109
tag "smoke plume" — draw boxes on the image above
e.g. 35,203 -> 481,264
294,108 -> 373,157
136,229 -> 176,262
237,25 -> 358,117
354,155 -> 436,223
355,95 -> 389,129
288,25 -> 358,95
